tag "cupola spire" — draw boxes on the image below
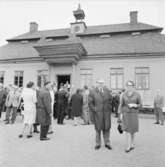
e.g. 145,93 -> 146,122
73,3 -> 85,22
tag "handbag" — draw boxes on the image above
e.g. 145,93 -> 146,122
117,124 -> 123,134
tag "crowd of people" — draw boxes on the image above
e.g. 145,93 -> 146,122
0,79 -> 164,152
0,81 -> 94,140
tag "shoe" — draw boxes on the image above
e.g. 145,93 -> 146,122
105,144 -> 112,150
5,121 -> 10,124
33,130 -> 40,133
95,145 -> 101,150
48,131 -> 53,134
18,134 -> 23,138
130,147 -> 135,150
40,137 -> 50,141
154,122 -> 159,124
125,148 -> 131,153
27,135 -> 33,138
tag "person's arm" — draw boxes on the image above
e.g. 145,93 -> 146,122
118,92 -> 126,114
137,93 -> 142,108
32,91 -> 37,104
5,94 -> 9,106
88,91 -> 96,113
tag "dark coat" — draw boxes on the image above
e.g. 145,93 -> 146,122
0,89 -> 7,108
89,87 -> 113,131
56,89 -> 68,115
36,88 -> 52,125
70,93 -> 83,117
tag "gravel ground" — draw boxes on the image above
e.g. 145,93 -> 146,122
0,113 -> 165,167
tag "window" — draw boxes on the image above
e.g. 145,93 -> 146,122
0,71 -> 5,84
110,68 -> 124,90
80,69 -> 93,88
37,70 -> 48,87
14,71 -> 23,87
135,67 -> 149,90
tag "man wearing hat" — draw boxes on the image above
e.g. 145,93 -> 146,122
36,81 -> 52,140
89,79 -> 113,150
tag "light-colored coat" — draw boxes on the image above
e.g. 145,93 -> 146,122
21,88 -> 37,124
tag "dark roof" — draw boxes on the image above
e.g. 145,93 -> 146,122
7,22 -> 162,41
82,33 -> 165,55
0,42 -> 38,60
1,33 -> 165,61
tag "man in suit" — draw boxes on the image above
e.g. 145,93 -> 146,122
36,82 -> 52,140
56,83 -> 68,124
89,79 -> 113,150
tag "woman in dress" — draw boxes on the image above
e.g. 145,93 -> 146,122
118,81 -> 142,153
19,81 -> 37,138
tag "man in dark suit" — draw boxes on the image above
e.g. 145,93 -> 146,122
56,83 -> 68,124
89,79 -> 113,150
36,82 -> 52,140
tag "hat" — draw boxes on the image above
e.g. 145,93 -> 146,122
96,79 -> 105,83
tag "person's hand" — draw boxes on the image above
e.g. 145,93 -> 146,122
128,103 -> 138,108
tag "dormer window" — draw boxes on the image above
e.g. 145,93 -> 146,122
131,32 -> 141,36
99,34 -> 111,38
21,40 -> 29,44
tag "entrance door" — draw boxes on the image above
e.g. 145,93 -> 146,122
57,75 -> 70,90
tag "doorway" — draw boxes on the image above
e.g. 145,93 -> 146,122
57,75 -> 71,90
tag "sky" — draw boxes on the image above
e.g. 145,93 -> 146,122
0,0 -> 165,45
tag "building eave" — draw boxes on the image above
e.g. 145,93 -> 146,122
0,57 -> 44,64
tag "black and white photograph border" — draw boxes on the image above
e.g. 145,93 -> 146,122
0,0 -> 165,167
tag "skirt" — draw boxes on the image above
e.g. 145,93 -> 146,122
22,106 -> 36,124
122,111 -> 139,134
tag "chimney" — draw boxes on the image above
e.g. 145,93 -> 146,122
30,22 -> 38,32
130,11 -> 138,24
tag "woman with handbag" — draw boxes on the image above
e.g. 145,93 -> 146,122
118,81 -> 142,153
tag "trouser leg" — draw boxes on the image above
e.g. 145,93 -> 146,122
11,107 -> 17,123
40,125 -> 44,138
33,123 -> 39,132
45,125 -> 49,137
83,110 -> 88,124
103,129 -> 110,145
61,109 -> 65,124
40,125 -> 49,138
95,129 -> 101,146
155,108 -> 159,123
159,109 -> 164,125
6,107 -> 12,122
57,105 -> 61,124
49,113 -> 53,132
0,107 -> 2,118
